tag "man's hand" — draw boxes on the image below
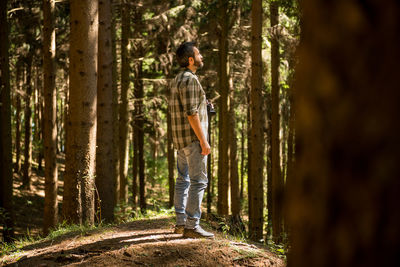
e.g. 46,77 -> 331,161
200,141 -> 211,156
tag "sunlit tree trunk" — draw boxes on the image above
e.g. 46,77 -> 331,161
288,1 -> 400,266
248,0 -> 264,241
119,0 -> 130,205
43,0 -> 58,235
63,0 -> 98,225
96,0 -> 115,223
217,0 -> 230,216
0,0 -> 14,242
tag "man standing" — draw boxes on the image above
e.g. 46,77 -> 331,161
169,42 -> 214,239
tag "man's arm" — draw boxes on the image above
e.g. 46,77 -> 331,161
187,114 -> 210,156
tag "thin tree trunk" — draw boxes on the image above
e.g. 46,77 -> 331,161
111,0 -> 120,206
248,0 -> 264,241
0,0 -> 14,242
119,0 -> 130,204
23,51 -> 33,190
229,77 -> 240,216
15,62 -> 23,174
133,4 -> 146,213
266,91 -> 273,238
167,91 -> 174,208
63,0 -> 98,225
132,126 -> 138,207
96,0 -> 115,223
43,0 -> 58,235
217,0 -> 230,216
270,0 -> 283,243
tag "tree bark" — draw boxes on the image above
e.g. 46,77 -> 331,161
43,0 -> 58,234
15,62 -> 23,174
119,0 -> 130,205
270,0 -> 283,243
111,0 -> 120,206
23,51 -> 33,190
248,0 -> 264,241
288,1 -> 400,266
0,0 -> 14,242
63,0 -> 98,225
167,89 -> 175,208
229,77 -> 240,216
217,0 -> 230,216
96,0 -> 115,223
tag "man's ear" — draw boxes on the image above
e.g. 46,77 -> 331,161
188,56 -> 194,65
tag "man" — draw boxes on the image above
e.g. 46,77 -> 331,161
169,42 -> 214,239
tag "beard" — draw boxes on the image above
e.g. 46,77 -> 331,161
194,58 -> 204,69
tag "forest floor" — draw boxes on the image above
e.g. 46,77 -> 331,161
1,157 -> 286,267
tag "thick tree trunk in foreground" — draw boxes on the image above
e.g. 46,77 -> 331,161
288,1 -> 400,266
217,0 -> 230,216
0,0 -> 14,242
43,0 -> 58,234
63,0 -> 98,225
248,0 -> 264,241
96,0 -> 115,223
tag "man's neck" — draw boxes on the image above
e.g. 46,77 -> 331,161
187,65 -> 197,74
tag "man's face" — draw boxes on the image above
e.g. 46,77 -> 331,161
193,47 -> 204,69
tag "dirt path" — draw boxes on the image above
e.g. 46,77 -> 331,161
1,217 -> 285,267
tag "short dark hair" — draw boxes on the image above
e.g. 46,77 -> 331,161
176,42 -> 197,67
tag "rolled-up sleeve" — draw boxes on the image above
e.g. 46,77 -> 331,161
179,75 -> 201,116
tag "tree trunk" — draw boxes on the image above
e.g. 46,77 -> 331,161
0,0 -> 14,242
111,0 -> 120,206
15,62 -> 23,174
288,1 -> 400,266
119,0 -> 130,204
96,0 -> 115,223
133,4 -> 146,213
270,0 -> 283,243
229,77 -> 240,216
63,0 -> 98,225
23,51 -> 33,190
248,0 -> 264,241
35,65 -> 44,171
167,90 -> 175,208
217,0 -> 230,216
43,0 -> 58,235
266,91 -> 273,238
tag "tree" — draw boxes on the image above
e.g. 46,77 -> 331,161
248,0 -> 264,241
0,0 -> 14,242
111,0 -> 120,206
132,3 -> 146,213
287,0 -> 400,266
217,0 -> 230,216
43,0 -> 58,234
22,49 -> 33,190
270,0 -> 283,243
96,0 -> 115,222
63,0 -> 98,225
119,0 -> 130,205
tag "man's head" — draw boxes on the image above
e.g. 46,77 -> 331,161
176,42 -> 203,71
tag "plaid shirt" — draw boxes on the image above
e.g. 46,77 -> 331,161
169,69 -> 208,150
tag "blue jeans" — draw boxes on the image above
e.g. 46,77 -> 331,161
174,141 -> 208,229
